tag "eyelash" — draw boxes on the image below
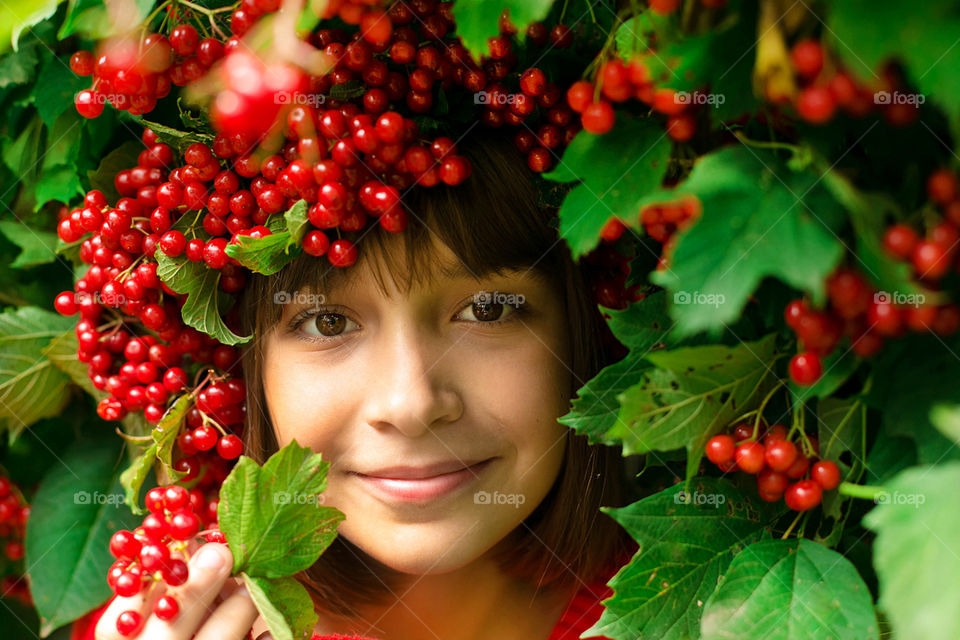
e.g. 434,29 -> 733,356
286,294 -> 526,344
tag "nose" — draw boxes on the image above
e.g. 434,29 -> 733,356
360,322 -> 463,437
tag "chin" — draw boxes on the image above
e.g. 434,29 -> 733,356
340,518 -> 500,576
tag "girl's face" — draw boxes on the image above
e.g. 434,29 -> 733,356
262,241 -> 573,575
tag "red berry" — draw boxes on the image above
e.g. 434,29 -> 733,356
811,460 -> 841,490
109,530 -> 142,560
116,610 -> 142,637
790,40 -> 824,79
650,0 -> 681,15
735,441 -> 765,474
75,90 -> 104,118
757,468 -> 790,495
154,595 -> 180,621
217,434 -> 244,459
705,435 -> 736,465
764,439 -> 798,472
328,239 -> 358,267
192,425 -> 218,451
169,509 -> 200,541
581,101 -> 615,134
784,480 -> 822,511
912,240 -> 951,280
566,81 -> 594,113
789,352 -> 822,386
796,86 -> 836,123
927,169 -> 958,206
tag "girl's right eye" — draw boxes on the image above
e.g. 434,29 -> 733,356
289,307 -> 360,343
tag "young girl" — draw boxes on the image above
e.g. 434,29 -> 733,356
95,130 -> 638,640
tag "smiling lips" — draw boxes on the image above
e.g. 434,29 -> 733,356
352,458 -> 495,502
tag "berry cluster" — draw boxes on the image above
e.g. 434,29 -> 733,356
0,476 -> 30,607
639,197 -> 701,271
785,167 -> 960,386
107,485 -> 223,636
582,244 -> 644,311
71,22 -> 229,119
705,424 -> 840,511
784,38 -> 922,127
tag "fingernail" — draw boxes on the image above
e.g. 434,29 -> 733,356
197,544 -> 226,570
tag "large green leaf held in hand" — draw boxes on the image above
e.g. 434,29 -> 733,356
649,146 -> 846,337
864,462 -> 960,640
219,440 -> 345,640
617,333 -> 778,479
543,116 -> 671,259
701,539 -> 878,640
585,478 -> 777,640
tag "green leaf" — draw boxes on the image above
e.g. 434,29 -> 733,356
452,0 -> 555,62
644,0 -> 760,120
701,538 -> 878,640
57,0 -> 155,40
866,335 -> 960,463
33,56 -> 88,127
155,222 -> 253,345
7,0 -> 60,51
34,164 -> 85,207
119,394 -> 192,513
817,396 -> 864,466
930,403 -> 960,446
224,200 -> 308,275
0,306 -> 75,432
560,291 -> 692,446
87,140 -> 144,204
585,478 -> 776,640
614,11 -> 675,60
649,146 -> 846,337
26,435 -> 141,636
2,115 -> 42,179
137,118 -> 213,154
864,462 -> 960,640
242,574 -> 318,640
787,346 -> 860,403
0,37 -> 39,86
544,116 -> 671,259
0,219 -> 59,267
218,439 -> 345,578
617,333 -> 778,479
829,1 -> 960,133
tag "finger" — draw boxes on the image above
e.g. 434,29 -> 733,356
139,543 -> 234,639
94,588 -> 163,640
194,584 -> 259,640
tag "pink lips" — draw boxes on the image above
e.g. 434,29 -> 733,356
352,458 -> 494,503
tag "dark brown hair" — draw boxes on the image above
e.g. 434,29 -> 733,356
236,129 -> 636,619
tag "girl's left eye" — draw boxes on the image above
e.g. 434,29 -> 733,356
454,293 -> 524,325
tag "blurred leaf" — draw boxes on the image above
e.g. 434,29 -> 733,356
0,219 -> 58,267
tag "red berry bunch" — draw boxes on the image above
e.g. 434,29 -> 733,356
582,244 -> 644,310
70,21 -> 232,119
705,424 -> 840,510
784,38 -> 923,127
784,168 -> 960,387
0,476 -> 31,607
107,485 -> 221,636
638,196 -> 702,271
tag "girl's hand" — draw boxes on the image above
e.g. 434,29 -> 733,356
94,543 -> 260,640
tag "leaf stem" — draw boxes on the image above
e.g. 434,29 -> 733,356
781,510 -> 803,539
838,482 -> 886,500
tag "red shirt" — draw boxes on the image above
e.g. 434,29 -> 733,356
313,550 -> 633,640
